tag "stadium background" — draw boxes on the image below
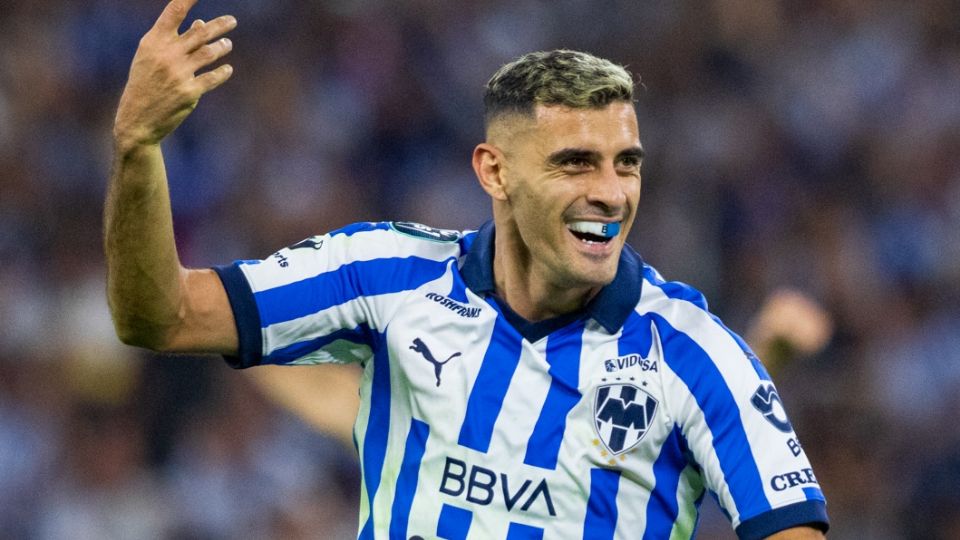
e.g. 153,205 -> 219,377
2,0 -> 959,538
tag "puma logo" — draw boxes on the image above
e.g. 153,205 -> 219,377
410,338 -> 461,387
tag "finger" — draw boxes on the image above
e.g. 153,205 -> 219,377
180,14 -> 237,53
190,18 -> 204,30
187,37 -> 233,72
154,0 -> 199,34
193,64 -> 234,95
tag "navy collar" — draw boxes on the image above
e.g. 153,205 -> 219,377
460,220 -> 642,334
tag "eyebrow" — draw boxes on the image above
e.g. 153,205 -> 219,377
546,145 -> 646,166
617,146 -> 645,161
546,148 -> 599,167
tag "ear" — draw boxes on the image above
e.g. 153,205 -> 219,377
472,143 -> 508,201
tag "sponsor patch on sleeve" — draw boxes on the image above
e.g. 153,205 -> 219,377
389,221 -> 461,242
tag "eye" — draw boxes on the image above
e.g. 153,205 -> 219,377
563,157 -> 591,169
616,155 -> 642,173
618,155 -> 641,168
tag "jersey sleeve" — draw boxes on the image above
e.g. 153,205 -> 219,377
213,222 -> 458,369
648,282 -> 828,539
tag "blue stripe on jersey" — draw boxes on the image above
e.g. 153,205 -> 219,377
389,419 -> 430,539
263,323 -> 374,364
524,321 -> 585,470
803,486 -> 825,502
458,312 -> 524,453
583,468 -> 621,538
618,311 -> 654,362
641,265 -> 708,310
448,259 -> 469,303
506,522 -> 544,539
642,426 -> 689,540
436,504 -> 472,540
651,314 -> 771,520
358,333 -> 392,540
255,256 -> 451,327
328,221 -> 391,237
641,265 -> 771,381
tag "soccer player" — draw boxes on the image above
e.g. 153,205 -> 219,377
105,1 -> 829,538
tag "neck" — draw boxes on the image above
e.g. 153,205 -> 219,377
492,227 -> 599,322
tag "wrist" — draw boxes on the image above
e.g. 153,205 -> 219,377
112,132 -> 159,158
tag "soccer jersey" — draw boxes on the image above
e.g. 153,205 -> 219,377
214,220 -> 829,540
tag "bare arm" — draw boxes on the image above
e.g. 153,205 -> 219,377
766,526 -> 826,539
105,0 -> 238,353
244,364 -> 362,451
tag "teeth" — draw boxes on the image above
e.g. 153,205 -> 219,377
567,221 -> 621,238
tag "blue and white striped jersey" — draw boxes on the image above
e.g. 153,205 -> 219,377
214,221 -> 828,540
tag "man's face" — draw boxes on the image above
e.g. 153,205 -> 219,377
495,102 -> 643,290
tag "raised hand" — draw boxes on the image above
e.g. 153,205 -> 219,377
113,0 -> 237,151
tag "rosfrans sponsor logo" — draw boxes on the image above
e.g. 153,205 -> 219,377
426,292 -> 481,318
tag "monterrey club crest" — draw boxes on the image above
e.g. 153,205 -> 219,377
594,383 -> 658,455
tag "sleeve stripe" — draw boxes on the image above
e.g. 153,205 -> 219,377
651,313 -> 771,519
735,500 -> 829,540
213,264 -> 264,369
254,256 -> 451,326
263,323 -> 374,364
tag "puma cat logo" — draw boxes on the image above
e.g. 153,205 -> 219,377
410,338 -> 461,387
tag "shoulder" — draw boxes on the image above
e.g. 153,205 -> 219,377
636,261 -> 768,378
233,221 -> 474,293
318,221 -> 472,260
637,262 -> 710,312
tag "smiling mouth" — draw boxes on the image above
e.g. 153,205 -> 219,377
567,221 -> 621,244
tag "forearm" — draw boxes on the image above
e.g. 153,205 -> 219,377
104,1 -> 238,352
104,142 -> 185,349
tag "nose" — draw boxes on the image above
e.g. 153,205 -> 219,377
585,164 -> 629,213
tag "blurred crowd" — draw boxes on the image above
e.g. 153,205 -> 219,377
2,0 -> 959,538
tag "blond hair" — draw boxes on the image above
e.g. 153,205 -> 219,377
484,49 -> 635,127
